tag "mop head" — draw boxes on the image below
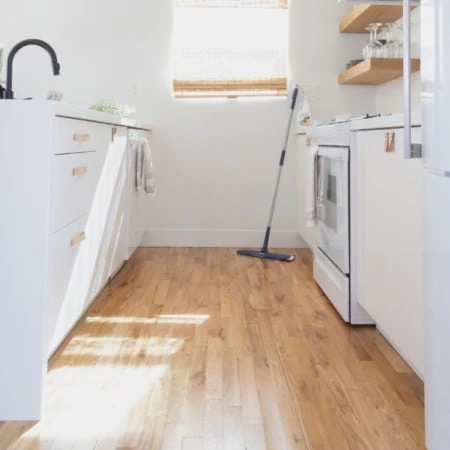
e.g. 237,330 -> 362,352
237,249 -> 295,262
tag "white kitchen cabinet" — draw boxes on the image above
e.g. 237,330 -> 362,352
46,214 -> 89,356
353,126 -> 424,377
105,149 -> 128,279
47,125 -> 129,357
297,132 -> 315,249
0,101 -> 151,420
92,126 -> 129,295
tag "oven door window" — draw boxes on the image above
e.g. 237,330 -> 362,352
319,167 -> 338,232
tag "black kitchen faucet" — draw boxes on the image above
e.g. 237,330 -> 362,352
4,39 -> 60,100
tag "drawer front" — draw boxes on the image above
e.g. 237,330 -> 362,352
54,117 -> 113,155
50,151 -> 102,233
313,249 -> 349,322
46,215 -> 88,357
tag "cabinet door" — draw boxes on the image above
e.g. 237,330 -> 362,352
297,135 -> 316,249
104,152 -> 128,279
355,127 -> 424,376
88,126 -> 128,299
46,215 -> 88,357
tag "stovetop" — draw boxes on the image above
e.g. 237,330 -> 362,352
307,114 -> 388,146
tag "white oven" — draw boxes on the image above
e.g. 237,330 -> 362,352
316,146 -> 350,275
308,120 -> 373,325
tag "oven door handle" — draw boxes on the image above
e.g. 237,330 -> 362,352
315,156 -> 326,212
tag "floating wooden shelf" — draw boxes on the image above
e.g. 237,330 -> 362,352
340,5 -> 416,33
339,58 -> 420,85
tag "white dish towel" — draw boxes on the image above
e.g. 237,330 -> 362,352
305,146 -> 319,228
136,137 -> 156,195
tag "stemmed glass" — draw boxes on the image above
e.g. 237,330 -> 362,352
395,23 -> 404,58
363,23 -> 384,59
0,44 -> 4,97
382,23 -> 400,58
0,44 -> 3,76
393,22 -> 420,59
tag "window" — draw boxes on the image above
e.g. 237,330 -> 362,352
173,0 -> 288,98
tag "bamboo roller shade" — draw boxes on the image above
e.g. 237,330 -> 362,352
173,78 -> 287,97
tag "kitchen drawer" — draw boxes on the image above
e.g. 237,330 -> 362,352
46,215 -> 88,357
50,151 -> 102,233
313,249 -> 350,322
54,117 -> 113,155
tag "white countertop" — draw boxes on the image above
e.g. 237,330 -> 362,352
350,111 -> 421,131
0,100 -> 152,131
295,112 -> 421,136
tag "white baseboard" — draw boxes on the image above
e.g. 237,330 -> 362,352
141,229 -> 307,248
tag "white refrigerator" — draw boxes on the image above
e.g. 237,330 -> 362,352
340,0 -> 449,447
422,1 -> 450,449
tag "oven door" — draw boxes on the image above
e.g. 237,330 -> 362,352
316,146 -> 350,274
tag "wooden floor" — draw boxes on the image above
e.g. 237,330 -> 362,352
0,248 -> 425,450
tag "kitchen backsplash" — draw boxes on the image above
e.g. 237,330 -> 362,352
376,8 -> 421,114
376,73 -> 421,114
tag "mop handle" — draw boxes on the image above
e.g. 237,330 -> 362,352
261,84 -> 299,252
291,85 -> 299,111
280,85 -> 299,167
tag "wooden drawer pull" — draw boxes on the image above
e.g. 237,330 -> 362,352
384,132 -> 396,153
384,132 -> 390,152
73,133 -> 91,143
389,132 -> 396,152
72,166 -> 88,176
71,232 -> 86,247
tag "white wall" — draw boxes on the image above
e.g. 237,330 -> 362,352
375,73 -> 421,115
376,8 -> 421,114
0,0 -> 375,247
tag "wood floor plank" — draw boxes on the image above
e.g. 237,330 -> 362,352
160,423 -> 183,450
181,437 -> 203,450
183,313 -> 208,438
165,364 -> 191,425
223,406 -> 246,450
244,424 -> 267,450
257,314 -> 309,449
203,399 -> 223,450
205,337 -> 223,399
219,274 -> 233,319
257,388 -> 294,450
237,357 -> 262,425
222,347 -> 241,407
0,248 -> 425,450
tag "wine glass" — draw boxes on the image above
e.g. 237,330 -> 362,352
394,22 -> 420,59
0,44 -> 3,77
395,22 -> 404,58
363,23 -> 384,59
382,23 -> 400,58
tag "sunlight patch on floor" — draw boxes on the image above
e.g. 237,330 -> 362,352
61,336 -> 185,357
9,364 -> 168,449
86,313 -> 210,325
157,314 -> 210,324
